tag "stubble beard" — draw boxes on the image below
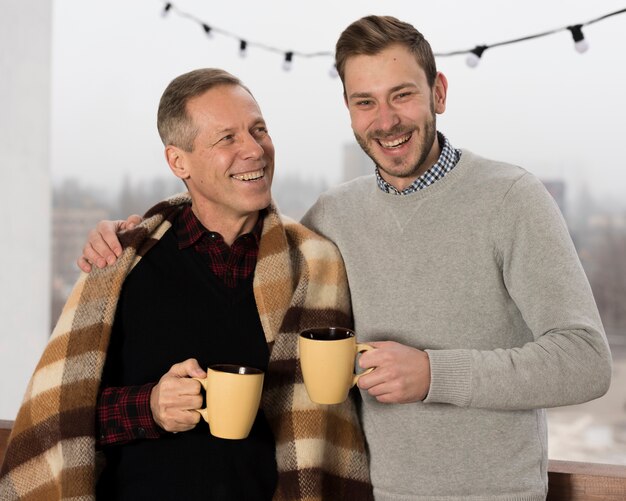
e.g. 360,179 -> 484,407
355,104 -> 438,182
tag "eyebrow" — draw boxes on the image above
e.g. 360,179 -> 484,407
213,127 -> 234,135
212,118 -> 267,137
348,82 -> 419,101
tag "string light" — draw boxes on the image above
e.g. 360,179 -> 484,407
466,45 -> 487,68
282,52 -> 294,71
158,3 -> 626,73
202,23 -> 213,38
568,25 -> 589,53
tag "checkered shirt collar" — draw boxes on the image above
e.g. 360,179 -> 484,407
375,132 -> 461,195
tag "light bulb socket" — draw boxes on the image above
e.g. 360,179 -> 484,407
568,25 -> 585,43
470,45 -> 487,58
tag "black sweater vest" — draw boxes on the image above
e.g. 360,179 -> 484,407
97,227 -> 277,500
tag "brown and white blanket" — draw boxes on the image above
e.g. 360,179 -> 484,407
0,193 -> 372,500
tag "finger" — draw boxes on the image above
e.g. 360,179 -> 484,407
358,341 -> 401,368
123,214 -> 142,230
160,414 -> 200,433
151,387 -> 201,428
160,378 -> 204,400
358,374 -> 396,403
167,358 -> 206,379
93,222 -> 124,261
82,242 -> 107,269
167,411 -> 202,432
158,392 -> 203,412
368,383 -> 392,398
177,409 -> 203,426
357,366 -> 390,391
359,347 -> 389,369
365,341 -> 387,348
374,392 -> 398,404
77,256 -> 92,273
362,374 -> 402,399
84,227 -> 118,266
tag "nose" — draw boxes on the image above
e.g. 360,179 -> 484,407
240,132 -> 265,160
375,102 -> 400,132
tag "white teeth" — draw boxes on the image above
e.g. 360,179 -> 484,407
380,133 -> 411,148
232,169 -> 264,181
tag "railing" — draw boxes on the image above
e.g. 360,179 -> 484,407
546,459 -> 626,500
0,420 -> 625,498
1,419 -> 13,468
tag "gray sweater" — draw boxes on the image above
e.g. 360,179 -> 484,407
301,150 -> 611,501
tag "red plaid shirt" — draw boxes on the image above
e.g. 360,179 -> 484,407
176,204 -> 262,288
96,205 -> 263,446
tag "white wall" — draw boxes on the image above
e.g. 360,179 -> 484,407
0,0 -> 51,420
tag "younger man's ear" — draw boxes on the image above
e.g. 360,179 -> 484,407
433,72 -> 448,114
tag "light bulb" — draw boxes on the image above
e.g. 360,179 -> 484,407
282,52 -> 294,71
465,45 -> 487,68
568,25 -> 589,54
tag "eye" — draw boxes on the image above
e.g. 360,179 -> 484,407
355,99 -> 373,107
395,92 -> 413,100
252,126 -> 268,138
220,134 -> 235,143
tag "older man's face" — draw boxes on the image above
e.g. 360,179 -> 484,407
175,84 -> 275,227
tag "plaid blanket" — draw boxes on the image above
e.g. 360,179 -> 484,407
0,193 -> 372,500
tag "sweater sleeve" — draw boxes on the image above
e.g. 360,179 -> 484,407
425,173 -> 612,409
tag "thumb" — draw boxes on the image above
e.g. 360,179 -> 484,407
168,358 -> 206,378
365,341 -> 387,348
124,214 -> 143,230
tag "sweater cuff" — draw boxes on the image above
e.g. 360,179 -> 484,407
423,349 -> 472,407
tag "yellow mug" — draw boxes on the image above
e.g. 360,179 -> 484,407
193,364 -> 264,440
299,327 -> 374,404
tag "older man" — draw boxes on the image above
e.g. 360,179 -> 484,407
0,69 -> 372,500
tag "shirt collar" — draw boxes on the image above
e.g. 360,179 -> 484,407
175,204 -> 264,249
376,131 -> 461,195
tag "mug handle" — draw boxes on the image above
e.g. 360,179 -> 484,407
352,343 -> 375,387
192,377 -> 209,423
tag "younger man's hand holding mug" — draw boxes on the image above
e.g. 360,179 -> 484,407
357,341 -> 431,404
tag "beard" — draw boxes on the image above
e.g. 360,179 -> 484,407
354,100 -> 438,182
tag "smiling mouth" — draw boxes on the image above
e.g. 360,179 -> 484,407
377,132 -> 412,149
231,169 -> 265,181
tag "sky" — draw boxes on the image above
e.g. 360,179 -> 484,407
51,0 -> 626,204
